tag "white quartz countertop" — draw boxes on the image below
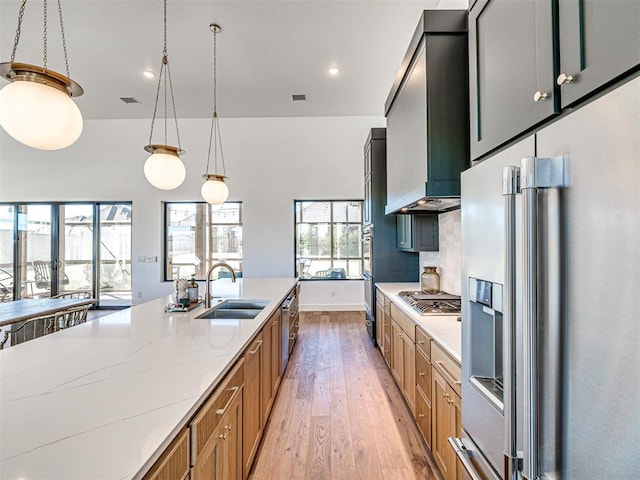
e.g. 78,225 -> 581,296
0,278 -> 297,480
375,283 -> 462,364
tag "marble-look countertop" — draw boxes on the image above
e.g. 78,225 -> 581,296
0,278 -> 297,480
376,282 -> 462,363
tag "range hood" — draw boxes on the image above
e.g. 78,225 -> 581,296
383,10 -> 470,215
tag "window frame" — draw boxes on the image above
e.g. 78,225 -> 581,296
163,201 -> 243,282
294,199 -> 364,281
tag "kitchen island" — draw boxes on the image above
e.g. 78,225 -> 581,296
0,278 -> 297,480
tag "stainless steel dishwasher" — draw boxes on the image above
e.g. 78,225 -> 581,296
280,287 -> 299,374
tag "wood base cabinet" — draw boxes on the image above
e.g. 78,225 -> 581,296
431,344 -> 462,480
143,429 -> 190,480
390,318 -> 415,414
191,361 -> 244,480
243,335 -> 263,478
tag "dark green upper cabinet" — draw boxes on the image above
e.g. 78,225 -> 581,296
557,0 -> 640,108
469,0 -> 558,161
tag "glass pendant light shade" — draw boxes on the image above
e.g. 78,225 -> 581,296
201,174 -> 229,205
0,78 -> 82,150
144,145 -> 186,190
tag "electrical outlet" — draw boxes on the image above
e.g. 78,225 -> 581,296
137,255 -> 145,262
137,292 -> 142,298
330,291 -> 336,298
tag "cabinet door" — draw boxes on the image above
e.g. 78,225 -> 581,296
415,389 -> 432,450
391,321 -> 404,386
402,337 -> 416,414
413,215 -> 439,251
242,336 -> 263,477
469,0 -> 556,160
396,215 -> 412,251
451,388 -> 462,480
375,297 -> 384,352
191,422 -> 226,480
225,388 -> 243,480
558,0 -> 640,108
432,368 -> 452,480
261,320 -> 273,423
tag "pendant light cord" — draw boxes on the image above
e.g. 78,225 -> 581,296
205,26 -> 226,177
148,0 -> 182,150
10,0 -> 27,62
10,0 -> 70,77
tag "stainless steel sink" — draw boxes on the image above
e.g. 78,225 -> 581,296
222,299 -> 269,310
196,308 -> 263,319
195,299 -> 268,320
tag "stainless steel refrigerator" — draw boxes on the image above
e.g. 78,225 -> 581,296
452,76 -> 640,480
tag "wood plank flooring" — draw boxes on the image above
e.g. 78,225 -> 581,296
250,311 -> 441,480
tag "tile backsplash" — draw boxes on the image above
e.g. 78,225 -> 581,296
419,209 -> 461,295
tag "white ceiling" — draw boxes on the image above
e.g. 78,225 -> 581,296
0,0 -> 468,120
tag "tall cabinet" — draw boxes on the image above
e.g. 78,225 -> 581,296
364,128 -> 420,345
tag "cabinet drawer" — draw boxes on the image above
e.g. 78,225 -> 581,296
416,347 -> 431,400
190,360 -> 244,464
432,342 -> 461,396
390,303 -> 415,342
143,428 -> 190,480
415,326 -> 431,360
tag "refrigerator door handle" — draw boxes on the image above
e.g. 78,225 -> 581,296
449,437 -> 502,480
520,156 -> 565,480
502,166 -> 521,480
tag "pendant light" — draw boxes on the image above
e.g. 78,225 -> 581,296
0,0 -> 83,150
201,24 -> 229,205
143,0 -> 185,191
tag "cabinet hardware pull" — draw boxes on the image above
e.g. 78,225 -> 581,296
419,372 -> 426,377
557,73 -> 574,85
248,340 -> 263,355
418,340 -> 425,345
224,425 -> 232,431
443,392 -> 448,398
218,433 -> 227,440
397,334 -> 403,338
435,360 -> 462,386
447,398 -> 454,404
533,91 -> 550,102
418,413 -> 425,418
216,386 -> 240,415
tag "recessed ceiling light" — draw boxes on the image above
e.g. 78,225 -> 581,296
143,70 -> 155,79
328,66 -> 340,76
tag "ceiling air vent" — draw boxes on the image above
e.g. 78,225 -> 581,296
119,97 -> 141,104
292,94 -> 306,101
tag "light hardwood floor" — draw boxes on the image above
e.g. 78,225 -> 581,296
250,311 -> 441,480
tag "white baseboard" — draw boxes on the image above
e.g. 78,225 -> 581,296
299,303 -> 364,312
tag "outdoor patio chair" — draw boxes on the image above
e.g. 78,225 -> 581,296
33,261 -> 70,290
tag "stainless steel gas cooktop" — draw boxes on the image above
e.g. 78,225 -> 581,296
397,291 -> 461,315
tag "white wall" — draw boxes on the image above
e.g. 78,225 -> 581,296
0,115 -> 383,307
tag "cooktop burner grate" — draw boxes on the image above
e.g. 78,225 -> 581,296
398,291 -> 462,315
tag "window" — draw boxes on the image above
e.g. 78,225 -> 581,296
0,202 -> 132,307
165,202 -> 242,281
295,200 -> 363,280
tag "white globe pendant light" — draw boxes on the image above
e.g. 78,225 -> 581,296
201,174 -> 229,205
201,24 -> 231,205
144,145 -> 186,190
143,0 -> 186,191
0,0 -> 84,150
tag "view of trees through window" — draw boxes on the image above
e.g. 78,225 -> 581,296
295,200 -> 363,279
165,202 -> 242,281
